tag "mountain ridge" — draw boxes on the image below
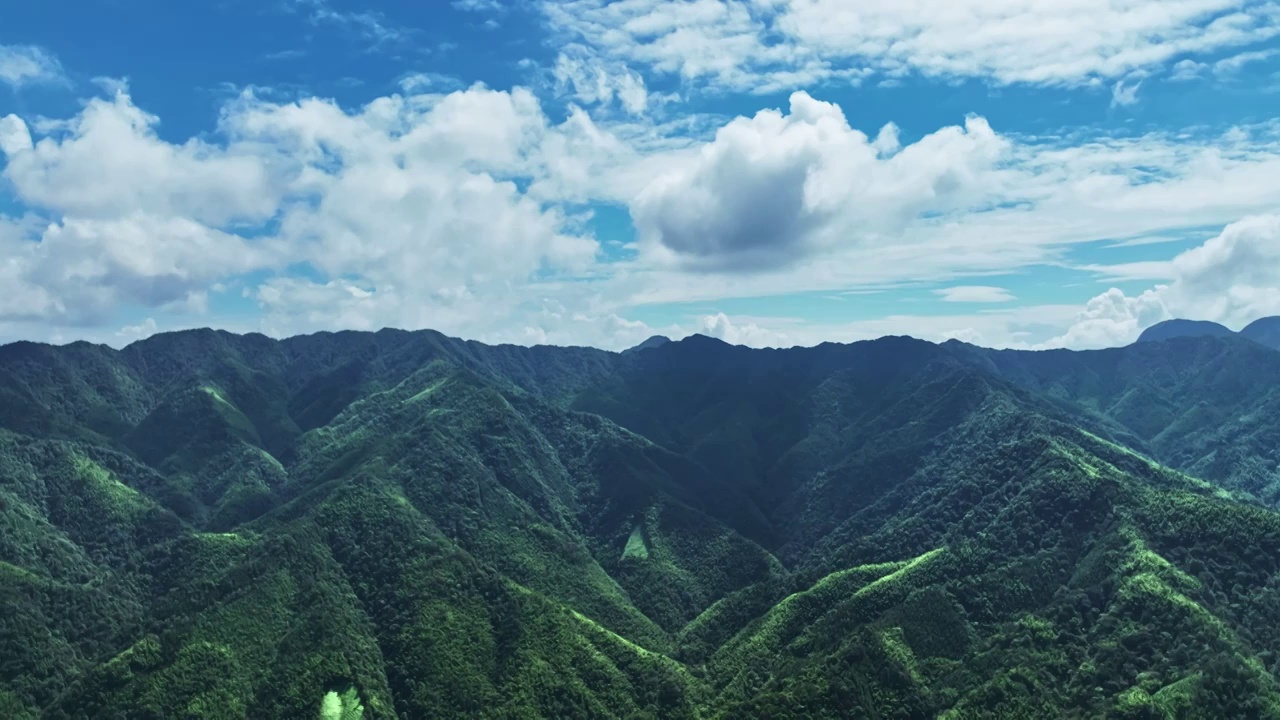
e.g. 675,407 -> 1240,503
1138,316 -> 1280,351
5,327 -> 1280,717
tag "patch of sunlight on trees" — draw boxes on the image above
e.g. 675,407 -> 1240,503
319,686 -> 363,720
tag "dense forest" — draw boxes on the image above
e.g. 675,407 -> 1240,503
4,324 -> 1280,718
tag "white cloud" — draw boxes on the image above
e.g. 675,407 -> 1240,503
453,0 -> 504,11
935,286 -> 1015,303
543,0 -> 870,94
553,45 -> 649,114
398,72 -> 464,93
631,91 -> 1007,271
116,317 -> 159,342
5,75 -> 1280,351
0,115 -> 33,155
1111,78 -> 1142,107
1041,287 -> 1169,349
0,86 -> 285,324
1046,215 -> 1280,348
0,212 -> 269,326
595,113 -> 1280,323
33,214 -> 267,318
1075,260 -> 1175,281
299,0 -> 414,47
1214,48 -> 1280,76
543,0 -> 1280,91
1165,214 -> 1280,323
215,84 -> 602,341
0,81 -> 600,334
871,123 -> 901,155
0,216 -> 57,323
697,312 -> 790,346
941,327 -> 986,344
0,45 -> 65,88
226,85 -> 594,265
1169,59 -> 1208,81
3,89 -> 278,225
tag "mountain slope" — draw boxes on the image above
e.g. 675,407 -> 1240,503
1242,317 -> 1280,351
959,336 -> 1280,505
5,329 -> 1280,717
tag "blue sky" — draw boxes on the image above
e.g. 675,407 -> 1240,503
1,0 -> 1279,350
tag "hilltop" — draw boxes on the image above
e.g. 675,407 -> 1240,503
1138,316 -> 1280,351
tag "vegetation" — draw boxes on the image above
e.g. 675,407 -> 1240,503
4,328 -> 1280,717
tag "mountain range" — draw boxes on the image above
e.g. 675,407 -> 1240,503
4,323 -> 1280,718
1139,316 -> 1280,350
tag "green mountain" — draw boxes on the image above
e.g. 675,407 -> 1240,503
962,336 -> 1280,506
4,329 -> 1280,718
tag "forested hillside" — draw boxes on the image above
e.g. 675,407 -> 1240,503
4,328 -> 1280,718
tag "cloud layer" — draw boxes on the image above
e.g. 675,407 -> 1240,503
543,0 -> 1280,90
3,13 -> 1280,352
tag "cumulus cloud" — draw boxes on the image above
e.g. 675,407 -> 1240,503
631,91 -> 1008,271
34,215 -> 267,318
697,312 -> 789,347
3,90 -> 278,225
935,286 -> 1015,303
1167,214 -> 1280,323
0,45 -> 65,88
5,72 -> 1280,351
0,81 -> 601,335
1041,288 -> 1169,349
0,115 -> 33,155
226,85 -> 597,311
0,85 -> 293,323
1045,215 -> 1280,348
0,216 -> 57,322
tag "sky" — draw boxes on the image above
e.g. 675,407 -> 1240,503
1,0 -> 1279,351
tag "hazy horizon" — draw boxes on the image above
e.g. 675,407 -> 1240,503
3,2 -> 1279,351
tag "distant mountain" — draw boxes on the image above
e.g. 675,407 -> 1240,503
1242,316 -> 1280,351
622,335 -> 671,354
1137,318 -> 1234,343
1136,316 -> 1280,353
5,329 -> 1280,717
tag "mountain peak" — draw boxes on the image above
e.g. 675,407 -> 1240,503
1137,319 -> 1234,344
622,335 -> 672,354
673,333 -> 733,348
1241,316 -> 1280,351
